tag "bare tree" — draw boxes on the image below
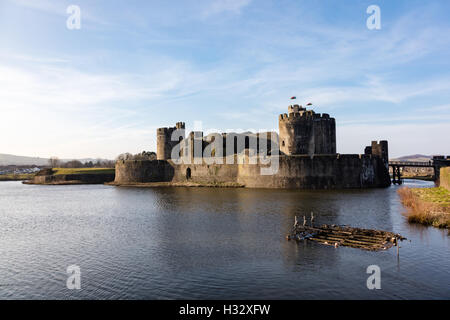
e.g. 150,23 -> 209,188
116,153 -> 133,161
65,160 -> 83,168
48,157 -> 60,168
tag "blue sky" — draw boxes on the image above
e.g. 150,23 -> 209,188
0,0 -> 449,159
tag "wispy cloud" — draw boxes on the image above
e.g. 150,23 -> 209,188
337,123 -> 450,158
296,77 -> 450,106
5,0 -> 65,15
202,0 -> 252,17
0,1 -> 449,158
5,0 -> 110,26
0,56 -> 210,158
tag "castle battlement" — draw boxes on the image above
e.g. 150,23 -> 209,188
279,108 -> 334,122
176,122 -> 185,129
157,127 -> 172,133
157,122 -> 185,134
279,111 -> 315,121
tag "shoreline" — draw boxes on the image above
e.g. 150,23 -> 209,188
23,180 -> 106,185
0,174 -> 35,182
107,181 -> 245,188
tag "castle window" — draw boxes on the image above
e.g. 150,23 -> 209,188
282,141 -> 285,147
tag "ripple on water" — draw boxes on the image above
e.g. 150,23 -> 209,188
0,181 -> 448,299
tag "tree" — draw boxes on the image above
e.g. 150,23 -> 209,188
48,157 -> 60,168
65,160 -> 83,168
116,153 -> 133,161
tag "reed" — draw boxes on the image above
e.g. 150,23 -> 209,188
397,187 -> 450,229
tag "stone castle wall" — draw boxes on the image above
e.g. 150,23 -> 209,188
114,153 -> 390,189
237,154 -> 389,189
115,160 -> 174,183
115,158 -> 239,185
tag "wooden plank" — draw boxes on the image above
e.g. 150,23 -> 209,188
287,222 -> 405,251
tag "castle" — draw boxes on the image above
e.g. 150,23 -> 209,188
114,105 -> 391,189
279,104 -> 336,155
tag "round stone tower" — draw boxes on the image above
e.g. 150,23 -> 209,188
278,105 -> 336,155
157,122 -> 185,160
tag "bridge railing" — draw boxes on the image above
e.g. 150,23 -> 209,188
389,161 -> 433,167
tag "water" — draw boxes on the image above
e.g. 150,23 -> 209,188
0,180 -> 448,299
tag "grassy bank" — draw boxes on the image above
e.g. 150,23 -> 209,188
26,167 -> 115,185
398,187 -> 450,229
440,167 -> 450,191
0,173 -> 35,181
52,168 -> 115,175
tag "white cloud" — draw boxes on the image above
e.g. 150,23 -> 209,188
1,2 -> 449,159
0,57 -> 211,158
0,65 -> 174,111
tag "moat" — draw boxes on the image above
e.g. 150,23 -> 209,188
0,180 -> 448,299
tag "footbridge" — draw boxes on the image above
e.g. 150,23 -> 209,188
389,156 -> 450,185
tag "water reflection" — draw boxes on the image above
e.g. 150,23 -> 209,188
0,181 -> 448,299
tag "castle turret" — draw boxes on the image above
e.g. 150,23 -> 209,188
278,105 -> 336,155
157,122 -> 185,160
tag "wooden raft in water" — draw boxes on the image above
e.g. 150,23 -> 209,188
286,222 -> 406,251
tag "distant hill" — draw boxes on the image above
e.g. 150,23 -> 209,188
391,154 -> 433,162
0,153 -> 111,166
0,154 -> 49,166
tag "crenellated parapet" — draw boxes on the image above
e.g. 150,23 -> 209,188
365,140 -> 389,169
176,122 -> 185,129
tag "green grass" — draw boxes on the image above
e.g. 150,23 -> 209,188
0,173 -> 35,181
412,187 -> 450,208
441,167 -> 450,191
52,168 -> 115,175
